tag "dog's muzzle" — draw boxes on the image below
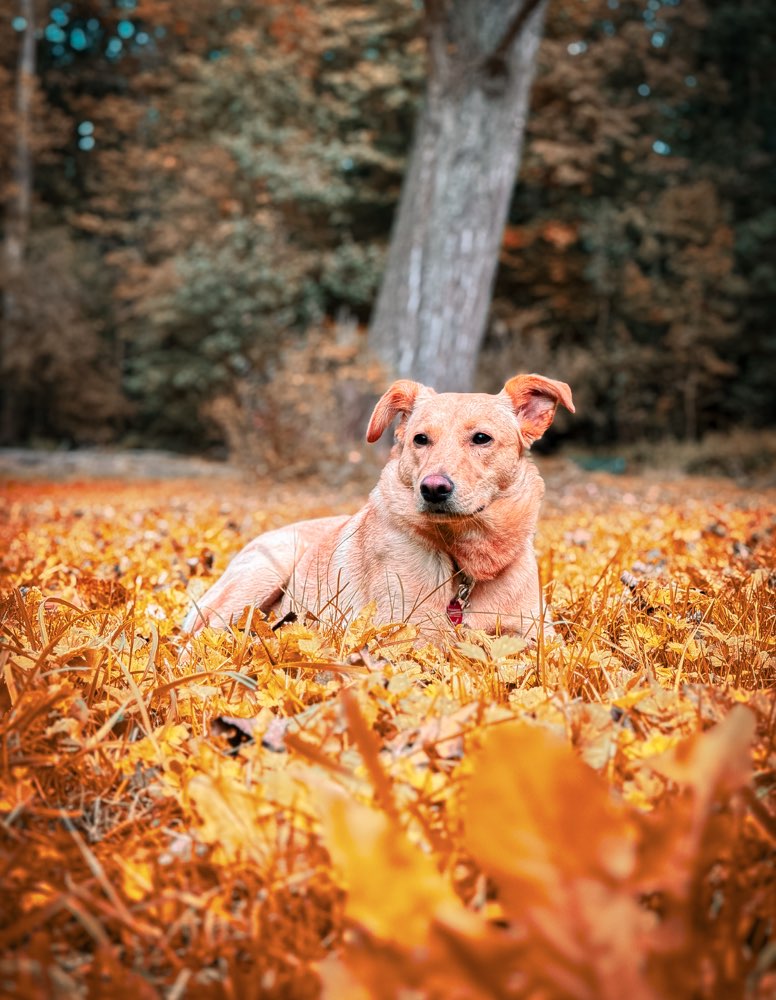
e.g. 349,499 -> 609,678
419,474 -> 454,509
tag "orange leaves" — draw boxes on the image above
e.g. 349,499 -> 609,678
542,220 -> 579,249
186,766 -> 270,866
466,725 -> 648,999
321,791 -> 470,949
0,474 -> 774,996
317,708 -> 761,1000
462,724 -> 651,1000
463,723 -> 638,896
649,703 -> 755,803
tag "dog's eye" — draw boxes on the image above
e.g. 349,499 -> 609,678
413,433 -> 430,446
472,432 -> 493,445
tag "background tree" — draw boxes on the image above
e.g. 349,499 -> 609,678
0,0 -> 127,444
1,0 -> 36,440
368,0 -> 548,391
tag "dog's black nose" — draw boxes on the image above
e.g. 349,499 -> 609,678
420,474 -> 454,504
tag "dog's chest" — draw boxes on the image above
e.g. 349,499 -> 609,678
340,519 -> 456,604
380,547 -> 458,623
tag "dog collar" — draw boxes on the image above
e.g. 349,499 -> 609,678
448,564 -> 475,625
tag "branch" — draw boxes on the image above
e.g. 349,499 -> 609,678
421,0 -> 449,29
481,0 -> 547,78
421,0 -> 453,81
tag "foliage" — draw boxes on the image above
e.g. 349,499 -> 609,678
610,427 -> 776,481
1,470 -> 774,996
67,0 -> 420,447
0,227 -> 128,443
486,0 -> 776,442
203,320 -> 387,480
0,0 -> 774,448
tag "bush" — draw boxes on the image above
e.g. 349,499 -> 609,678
202,319 -> 387,481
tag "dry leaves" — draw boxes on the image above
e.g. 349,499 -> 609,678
0,473 -> 774,998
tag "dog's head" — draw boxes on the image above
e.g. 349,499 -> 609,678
366,374 -> 574,519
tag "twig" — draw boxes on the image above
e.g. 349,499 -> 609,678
484,0 -> 546,71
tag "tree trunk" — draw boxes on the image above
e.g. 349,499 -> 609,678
369,0 -> 547,391
1,0 -> 36,442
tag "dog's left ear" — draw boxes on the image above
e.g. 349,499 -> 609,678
502,374 -> 575,446
367,380 -> 431,443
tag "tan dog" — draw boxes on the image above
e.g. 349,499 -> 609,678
183,374 -> 574,641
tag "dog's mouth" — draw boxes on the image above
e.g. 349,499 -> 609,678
420,504 -> 487,519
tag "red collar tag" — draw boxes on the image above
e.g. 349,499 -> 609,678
447,598 -> 464,625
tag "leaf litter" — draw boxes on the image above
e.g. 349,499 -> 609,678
0,469 -> 774,998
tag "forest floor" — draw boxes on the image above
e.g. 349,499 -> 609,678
0,447 -> 241,482
0,454 -> 774,998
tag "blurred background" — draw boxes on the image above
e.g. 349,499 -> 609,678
1,0 -> 774,480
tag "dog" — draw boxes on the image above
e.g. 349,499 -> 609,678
182,373 -> 574,642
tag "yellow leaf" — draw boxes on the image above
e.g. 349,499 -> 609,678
316,953 -> 373,1000
462,723 -> 637,904
297,635 -> 327,657
117,858 -> 154,902
342,600 -> 378,652
634,732 -> 683,759
490,635 -> 528,659
320,791 -> 472,948
612,688 -> 653,710
667,638 -> 701,660
648,705 -> 755,803
455,641 -> 489,663
187,770 -> 268,865
461,723 -> 653,995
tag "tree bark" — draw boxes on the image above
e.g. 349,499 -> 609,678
368,0 -> 547,391
1,0 -> 36,441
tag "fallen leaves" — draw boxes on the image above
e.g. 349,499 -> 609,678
317,706 -> 763,1000
0,472 -> 774,997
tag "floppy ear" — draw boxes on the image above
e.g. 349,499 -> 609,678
366,380 -> 430,443
501,374 -> 575,446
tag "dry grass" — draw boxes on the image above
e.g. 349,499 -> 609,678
0,467 -> 774,998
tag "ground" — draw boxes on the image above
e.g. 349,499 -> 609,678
0,452 -> 774,998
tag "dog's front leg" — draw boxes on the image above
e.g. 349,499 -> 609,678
464,552 -> 551,640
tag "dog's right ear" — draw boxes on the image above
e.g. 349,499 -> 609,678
366,380 -> 429,443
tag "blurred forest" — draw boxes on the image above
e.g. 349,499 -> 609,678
1,0 -> 775,467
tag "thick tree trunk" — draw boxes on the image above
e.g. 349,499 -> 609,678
369,0 -> 547,391
1,0 -> 35,442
